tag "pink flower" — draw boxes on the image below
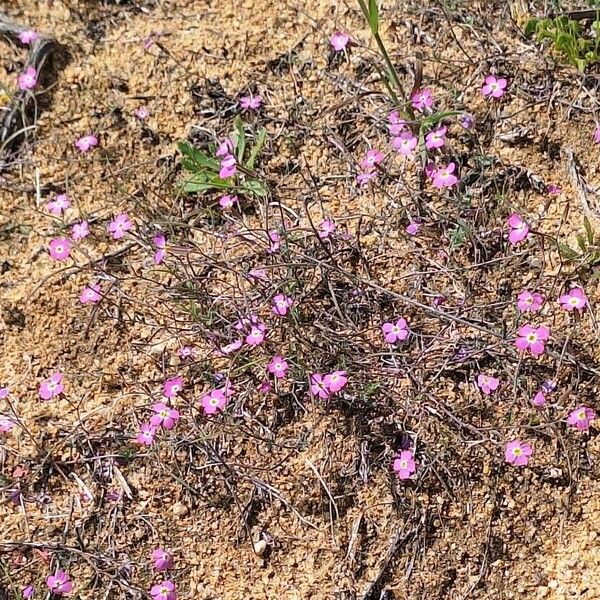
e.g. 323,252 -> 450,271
559,287 -> 588,311
19,30 -> 39,44
48,237 -> 72,261
220,340 -> 243,355
411,88 -> 433,111
200,389 -> 227,415
356,170 -> 377,186
405,222 -> 420,236
75,134 -> 98,153
71,221 -> 90,240
517,290 -> 543,313
240,95 -> 262,110
79,284 -> 101,305
507,213 -> 529,245
594,126 -> 600,144
39,372 -> 64,400
388,111 -> 407,135
46,571 -> 73,595
532,391 -> 546,407
0,387 -> 9,399
504,440 -> 533,466
567,406 -> 596,431
432,162 -> 458,189
425,126 -> 447,150
382,318 -> 409,344
219,194 -> 238,210
329,31 -> 350,51
22,585 -> 35,599
47,194 -> 70,216
18,66 -> 37,91
324,371 -> 347,393
515,324 -> 550,357
267,355 -> 289,378
177,346 -> 196,359
107,213 -> 132,239
134,107 -> 150,120
318,218 -> 336,239
136,422 -> 156,446
268,230 -> 281,253
272,293 -> 294,316
163,377 -> 183,398
245,327 -> 265,347
152,548 -> 174,572
153,234 -> 166,265
258,380 -> 272,394
150,402 -> 180,430
248,268 -> 268,282
360,149 -> 384,171
481,75 -> 507,99
150,580 -> 176,600
392,132 -> 417,156
547,184 -> 561,196
393,450 -> 416,480
310,373 -> 330,400
216,138 -> 234,157
219,154 -> 237,179
0,415 -> 15,433
458,113 -> 475,129
477,374 -> 500,395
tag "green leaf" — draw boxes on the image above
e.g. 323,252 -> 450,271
241,178 -> 268,198
524,19 -> 539,36
576,233 -> 588,253
557,242 -> 580,260
368,0 -> 379,34
584,216 -> 595,245
233,116 -> 246,163
182,173 -> 232,194
178,142 -> 219,172
246,127 -> 267,170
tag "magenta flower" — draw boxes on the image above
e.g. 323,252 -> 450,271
329,31 -> 350,51
177,346 -> 196,359
559,287 -> 588,311
19,30 -> 39,44
22,585 -> 35,599
310,373 -> 330,400
393,450 -> 416,480
153,235 -> 166,265
136,422 -> 157,446
219,154 -> 237,179
267,355 -> 289,379
39,372 -> 64,400
458,113 -> 475,129
517,290 -> 543,313
46,571 -> 73,596
163,377 -> 183,398
268,229 -> 281,253
356,170 -> 377,186
432,163 -> 458,189
405,222 -> 420,236
318,218 -> 336,239
324,371 -> 347,393
259,380 -> 272,394
594,126 -> 600,144
382,318 -> 409,344
481,75 -> 507,99
567,406 -> 596,431
48,237 -> 71,261
107,213 -> 132,239
547,184 -> 561,196
515,324 -> 550,357
477,374 -> 500,395
425,126 -> 447,150
219,194 -> 238,210
272,293 -> 294,316
47,194 -> 70,216
71,221 -> 90,240
532,391 -> 546,407
150,580 -> 176,600
200,389 -> 227,415
152,548 -> 174,572
79,284 -> 101,305
507,213 -> 529,245
388,111 -> 407,135
150,403 -> 180,430
392,132 -> 417,156
411,88 -> 433,111
248,268 -> 268,282
240,95 -> 262,110
75,134 -> 98,153
216,138 -> 234,157
360,149 -> 384,171
245,327 -> 265,347
0,415 -> 15,433
134,106 -> 150,120
504,440 -> 533,466
18,66 -> 37,91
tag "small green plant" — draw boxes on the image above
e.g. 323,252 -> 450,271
179,116 -> 268,198
556,217 -> 600,273
525,15 -> 600,71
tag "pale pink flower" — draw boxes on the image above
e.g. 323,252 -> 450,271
393,450 -> 416,480
46,571 -> 73,595
267,355 -> 289,378
392,132 -> 417,156
151,581 -> 176,600
107,213 -> 132,239
177,346 -> 196,359
406,222 -> 420,236
79,284 -> 101,305
329,31 -> 350,51
432,162 -> 458,189
318,218 -> 336,239
594,126 -> 600,145
219,154 -> 237,179
22,585 -> 35,599
136,422 -> 156,445
134,107 -> 149,120
18,66 -> 37,91
567,406 -> 596,431
356,171 -> 377,186
200,389 -> 227,415
517,290 -> 543,313
477,374 -> 499,395
481,75 -> 507,99
0,415 -> 15,433
39,372 -> 64,400
216,138 -> 234,157
71,221 -> 90,240
507,213 -> 529,245
75,134 -> 98,153
19,30 -> 39,44
515,324 -> 550,357
46,194 -> 70,216
360,149 -> 384,171
324,371 -> 347,393
153,234 -> 166,265
504,440 -> 533,466
0,387 -> 9,399
240,95 -> 262,110
48,237 -> 71,261
425,126 -> 447,150
152,548 -> 174,572
310,373 -> 330,400
219,194 -> 238,210
245,327 -> 265,347
559,287 -> 588,311
163,377 -> 183,398
268,230 -> 281,253
150,402 -> 180,430
388,111 -> 407,135
248,268 -> 268,282
220,340 -> 243,355
272,293 -> 293,316
532,391 -> 546,407
411,88 -> 433,111
382,318 -> 409,343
